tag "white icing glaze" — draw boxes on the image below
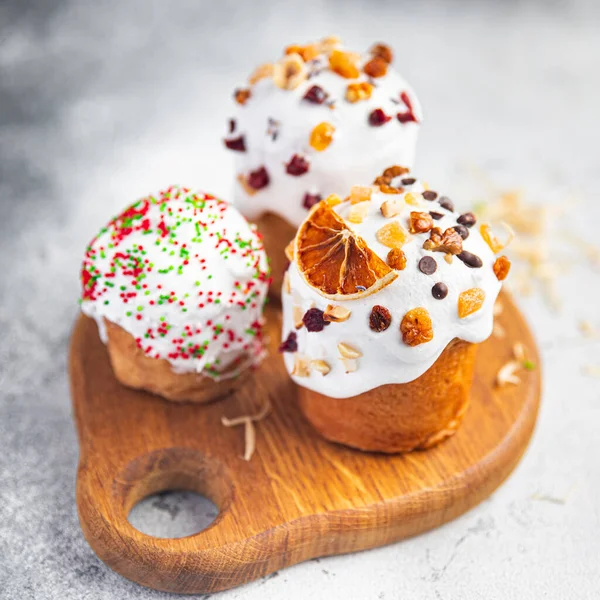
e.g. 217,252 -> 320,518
281,177 -> 503,399
80,186 -> 270,380
225,45 -> 421,227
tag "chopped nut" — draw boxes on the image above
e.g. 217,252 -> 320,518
348,201 -> 370,224
285,43 -> 319,62
376,221 -> 410,248
513,342 -> 526,362
493,255 -> 511,280
273,53 -> 307,90
369,305 -> 392,332
285,240 -> 294,261
311,359 -> 331,375
423,227 -> 463,255
329,49 -> 360,78
379,184 -> 403,195
363,56 -> 388,78
338,342 -> 362,359
400,307 -> 434,346
381,198 -> 403,218
458,288 -> 486,318
325,193 -> 342,207
293,305 -> 304,329
291,354 -> 311,377
248,63 -> 273,85
480,223 -> 515,254
383,165 -> 410,179
409,211 -> 434,234
283,271 -> 291,294
387,247 -> 407,270
234,88 -> 251,105
309,122 -> 335,151
370,43 -> 393,63
346,81 -> 374,103
496,360 -> 521,387
324,304 -> 352,322
444,254 -> 454,264
350,185 -> 372,204
341,358 -> 358,373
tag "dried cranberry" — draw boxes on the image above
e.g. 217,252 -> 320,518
304,85 -> 328,104
397,91 -> 418,124
224,135 -> 246,152
229,119 -> 236,133
247,166 -> 270,190
286,154 -> 310,176
302,308 -> 330,332
303,193 -> 322,210
368,108 -> 392,126
279,331 -> 298,353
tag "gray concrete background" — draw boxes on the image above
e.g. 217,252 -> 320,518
1,1 -> 599,598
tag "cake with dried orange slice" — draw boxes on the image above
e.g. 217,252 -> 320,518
280,167 -> 512,452
80,186 -> 271,404
224,36 -> 422,298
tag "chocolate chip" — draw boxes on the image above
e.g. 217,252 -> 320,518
369,305 -> 392,332
454,224 -> 470,240
302,308 -> 330,332
457,212 -> 476,227
224,135 -> 246,152
429,211 -> 444,220
418,256 -> 437,275
431,282 -> 448,299
286,154 -> 310,176
438,196 -> 454,212
303,85 -> 328,104
401,177 -> 416,185
368,108 -> 392,126
247,166 -> 270,190
279,331 -> 298,352
303,192 -> 322,210
457,251 -> 483,268
422,190 -> 438,201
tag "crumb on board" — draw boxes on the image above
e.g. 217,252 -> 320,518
221,400 -> 272,461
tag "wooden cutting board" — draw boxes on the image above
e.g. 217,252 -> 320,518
70,291 -> 540,594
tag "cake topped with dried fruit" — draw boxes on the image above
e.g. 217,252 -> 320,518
80,186 -> 271,379
280,167 -> 512,398
224,36 -> 422,228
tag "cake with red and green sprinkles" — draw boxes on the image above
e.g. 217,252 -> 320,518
80,185 -> 271,403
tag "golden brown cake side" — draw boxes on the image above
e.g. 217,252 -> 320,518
297,339 -> 477,453
104,319 -> 250,404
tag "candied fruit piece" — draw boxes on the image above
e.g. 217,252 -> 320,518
401,308 -> 434,346
345,81 -> 373,103
493,255 -> 511,280
381,199 -> 403,218
387,248 -> 407,270
285,43 -> 319,62
376,221 -> 410,249
309,122 -> 335,151
329,49 -> 360,79
368,108 -> 392,126
364,56 -> 388,78
349,185 -> 372,204
234,88 -> 251,105
458,288 -> 486,318
369,305 -> 392,332
370,43 -> 393,64
480,223 -> 514,254
348,201 -> 370,224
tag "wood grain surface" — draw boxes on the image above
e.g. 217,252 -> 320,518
70,291 -> 541,594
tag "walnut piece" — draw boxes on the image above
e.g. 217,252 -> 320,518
409,211 -> 434,234
423,227 -> 463,255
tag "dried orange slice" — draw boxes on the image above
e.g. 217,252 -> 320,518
295,202 -> 398,300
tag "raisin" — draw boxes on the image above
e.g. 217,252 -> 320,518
369,305 -> 392,332
493,255 -> 511,280
387,248 -> 407,270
